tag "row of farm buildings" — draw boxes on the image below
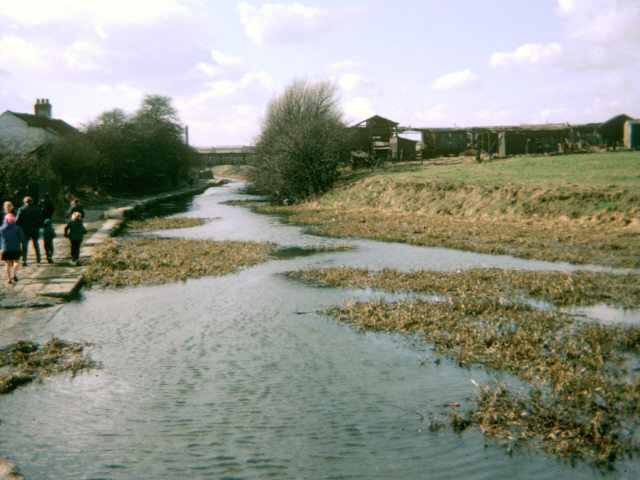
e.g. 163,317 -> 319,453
197,113 -> 639,167
349,113 -> 640,164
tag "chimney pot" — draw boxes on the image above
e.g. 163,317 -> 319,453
34,98 -> 52,118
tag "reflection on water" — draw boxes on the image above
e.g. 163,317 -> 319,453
0,180 -> 637,479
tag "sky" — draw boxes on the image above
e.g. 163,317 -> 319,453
1,0 -> 639,146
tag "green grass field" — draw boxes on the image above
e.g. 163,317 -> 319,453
379,151 -> 640,188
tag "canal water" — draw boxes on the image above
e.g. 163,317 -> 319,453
1,181 -> 638,479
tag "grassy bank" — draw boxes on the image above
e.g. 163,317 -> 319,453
289,266 -> 640,467
263,152 -> 640,268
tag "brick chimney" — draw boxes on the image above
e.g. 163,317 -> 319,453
34,98 -> 52,118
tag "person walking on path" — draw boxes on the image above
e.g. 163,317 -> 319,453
64,211 -> 87,265
0,213 -> 25,285
39,193 -> 55,220
15,196 -> 43,265
41,218 -> 57,263
65,198 -> 85,221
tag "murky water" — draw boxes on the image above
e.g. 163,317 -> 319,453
1,181 -> 638,479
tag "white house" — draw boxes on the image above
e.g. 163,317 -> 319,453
0,99 -> 78,155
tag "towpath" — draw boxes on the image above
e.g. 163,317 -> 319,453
0,180 -> 219,480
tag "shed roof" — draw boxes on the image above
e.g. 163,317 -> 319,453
601,113 -> 632,128
351,115 -> 398,128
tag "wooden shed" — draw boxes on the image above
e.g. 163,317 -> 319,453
498,124 -> 571,156
420,128 -> 469,157
349,115 -> 398,164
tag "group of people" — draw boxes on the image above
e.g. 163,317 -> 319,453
0,196 -> 88,285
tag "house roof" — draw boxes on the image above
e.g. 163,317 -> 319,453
4,111 -> 78,137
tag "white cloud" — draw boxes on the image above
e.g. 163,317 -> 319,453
237,2 -> 334,44
1,0 -> 190,26
530,107 -> 569,124
411,105 -> 447,124
329,60 -> 365,71
338,73 -> 363,91
208,80 -> 236,97
0,35 -> 49,71
239,71 -> 273,88
491,1 -> 639,73
97,83 -> 144,100
475,108 -> 519,126
196,62 -> 219,77
432,69 -> 478,90
490,43 -> 563,68
179,72 -> 277,145
211,50 -> 243,67
65,40 -> 104,72
343,97 -> 375,122
556,0 -> 640,44
197,50 -> 246,78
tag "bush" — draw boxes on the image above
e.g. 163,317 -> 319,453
0,149 -> 60,206
248,80 -> 348,203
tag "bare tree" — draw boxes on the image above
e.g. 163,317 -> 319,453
249,80 -> 348,203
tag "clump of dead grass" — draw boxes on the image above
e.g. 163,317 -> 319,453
84,237 -> 277,287
289,266 -> 640,308
0,337 -> 98,394
127,217 -> 208,231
